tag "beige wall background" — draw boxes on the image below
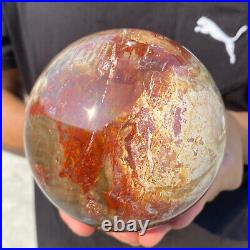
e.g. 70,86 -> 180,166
2,150 -> 37,248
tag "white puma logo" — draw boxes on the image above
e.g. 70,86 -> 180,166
194,16 -> 247,64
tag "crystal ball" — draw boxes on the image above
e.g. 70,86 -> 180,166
24,29 -> 226,228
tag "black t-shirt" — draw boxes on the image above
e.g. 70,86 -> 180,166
3,3 -> 248,247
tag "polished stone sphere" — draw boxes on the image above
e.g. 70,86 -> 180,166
24,29 -> 226,228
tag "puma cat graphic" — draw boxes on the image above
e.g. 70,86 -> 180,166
194,16 -> 247,64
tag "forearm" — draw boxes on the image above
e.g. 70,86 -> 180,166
229,111 -> 248,164
2,89 -> 25,154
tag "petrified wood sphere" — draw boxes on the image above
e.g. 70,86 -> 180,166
25,29 -> 226,228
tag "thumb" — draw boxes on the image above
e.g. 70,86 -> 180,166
59,210 -> 95,237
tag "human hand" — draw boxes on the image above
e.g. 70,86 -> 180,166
59,111 -> 245,247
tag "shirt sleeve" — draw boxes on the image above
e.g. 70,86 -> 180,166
2,13 -> 17,69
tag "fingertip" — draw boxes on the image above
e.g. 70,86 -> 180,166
107,231 -> 139,246
170,199 -> 204,230
138,224 -> 171,247
59,210 -> 95,237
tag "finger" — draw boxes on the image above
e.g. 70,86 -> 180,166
107,232 -> 139,246
138,224 -> 171,247
59,210 -> 95,237
106,231 -> 139,246
169,198 -> 205,230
